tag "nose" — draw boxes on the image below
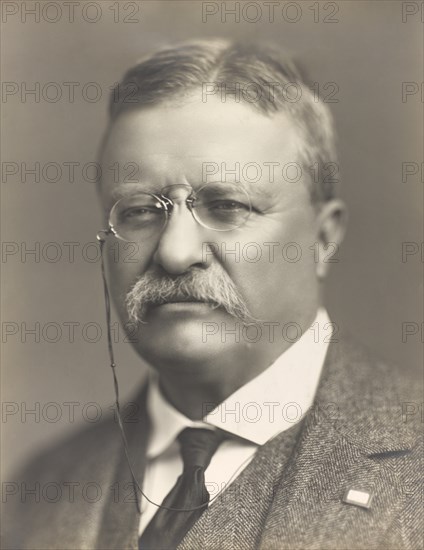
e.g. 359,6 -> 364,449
153,191 -> 211,275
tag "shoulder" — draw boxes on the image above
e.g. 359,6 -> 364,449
20,410 -> 120,480
324,331 -> 421,402
9,387 -> 149,486
318,332 -> 422,450
13,381 -> 149,481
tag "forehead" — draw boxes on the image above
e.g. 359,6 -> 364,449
99,94 -> 306,203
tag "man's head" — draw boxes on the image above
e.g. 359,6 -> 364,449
97,39 -> 346,393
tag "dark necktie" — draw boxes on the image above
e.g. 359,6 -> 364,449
138,427 -> 226,550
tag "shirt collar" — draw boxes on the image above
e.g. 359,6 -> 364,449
146,308 -> 331,456
146,375 -> 213,458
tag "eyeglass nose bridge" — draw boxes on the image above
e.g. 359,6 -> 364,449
157,183 -> 196,214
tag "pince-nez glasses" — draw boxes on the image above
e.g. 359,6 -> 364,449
98,182 -> 252,242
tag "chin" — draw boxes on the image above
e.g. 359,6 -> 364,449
130,312 -> 243,374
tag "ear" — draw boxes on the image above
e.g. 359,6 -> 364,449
315,199 -> 348,279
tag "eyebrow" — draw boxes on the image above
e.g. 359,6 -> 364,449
108,180 -> 276,204
109,183 -> 157,203
202,180 -> 275,200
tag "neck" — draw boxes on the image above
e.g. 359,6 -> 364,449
158,375 -> 234,420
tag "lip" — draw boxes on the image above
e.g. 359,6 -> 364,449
155,300 -> 212,307
149,301 -> 216,312
160,298 -> 205,303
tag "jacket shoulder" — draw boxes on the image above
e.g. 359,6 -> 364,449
2,385 -> 148,550
318,333 -> 422,450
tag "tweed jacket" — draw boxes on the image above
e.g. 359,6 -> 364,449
3,336 -> 422,550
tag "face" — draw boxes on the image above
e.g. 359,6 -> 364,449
99,93 -> 343,384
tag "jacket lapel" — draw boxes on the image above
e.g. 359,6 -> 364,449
179,421 -> 304,550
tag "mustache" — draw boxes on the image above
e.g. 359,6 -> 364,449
125,264 -> 262,325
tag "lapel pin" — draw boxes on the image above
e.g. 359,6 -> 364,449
343,488 -> 373,510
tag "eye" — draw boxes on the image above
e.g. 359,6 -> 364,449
124,207 -> 150,217
120,205 -> 162,222
207,200 -> 250,211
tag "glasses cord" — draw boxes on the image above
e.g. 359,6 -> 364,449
97,237 -> 254,515
98,237 -> 143,514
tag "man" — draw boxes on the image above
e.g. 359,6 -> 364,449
4,40 -> 421,550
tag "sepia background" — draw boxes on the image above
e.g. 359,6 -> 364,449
2,0 -> 423,478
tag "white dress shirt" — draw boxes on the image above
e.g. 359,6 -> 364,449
139,308 -> 332,535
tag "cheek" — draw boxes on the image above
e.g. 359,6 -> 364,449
219,218 -> 318,313
104,240 -> 150,313
228,249 -> 315,308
